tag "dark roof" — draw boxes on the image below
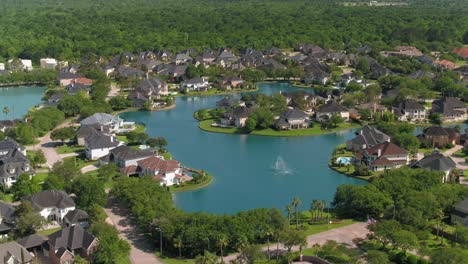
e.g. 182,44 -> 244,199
64,209 -> 89,224
396,99 -> 425,111
0,139 -> 31,180
281,108 -> 309,120
107,145 -> 154,162
317,102 -> 348,113
454,198 -> 468,214
49,225 -> 96,251
57,72 -> 82,80
85,133 -> 119,149
23,190 -> 75,211
0,201 -> 15,225
0,242 -> 33,262
424,126 -> 450,137
17,234 -> 48,249
76,126 -> 100,138
357,141 -> 408,158
347,125 -> 390,148
412,151 -> 456,172
432,97 -> 466,116
408,70 -> 434,79
223,106 -> 255,119
66,83 -> 90,94
216,98 -> 242,108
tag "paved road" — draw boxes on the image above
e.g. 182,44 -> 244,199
104,197 -> 163,264
444,145 -> 468,170
225,222 -> 369,262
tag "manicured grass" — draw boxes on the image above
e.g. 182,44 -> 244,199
170,174 -> 213,193
116,124 -> 146,143
302,219 -> 358,236
454,149 -> 467,158
56,144 -> 84,154
199,119 -> 359,137
1,194 -> 13,203
162,152 -> 172,160
34,172 -> 49,183
37,227 -> 62,236
63,156 -> 97,169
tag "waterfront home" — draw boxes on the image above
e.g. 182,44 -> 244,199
411,150 -> 456,182
65,83 -> 90,96
433,59 -> 457,70
281,91 -> 322,112
47,225 -> 98,264
57,72 -> 82,86
0,139 -> 33,188
22,190 -> 75,223
98,145 -> 155,168
63,209 -> 89,228
117,65 -> 145,79
131,156 -> 192,186
355,142 -> 409,171
0,201 -> 15,237
419,126 -> 460,148
8,59 -> 33,71
355,102 -> 386,115
0,242 -> 33,263
452,198 -> 468,227
220,106 -> 255,128
180,77 -> 210,92
432,97 -> 467,121
346,125 -> 391,151
76,126 -> 103,146
80,113 -> 123,132
275,109 -> 310,130
0,120 -> 22,132
84,132 -> 121,160
392,99 -> 426,121
40,58 -> 58,70
216,98 -> 245,111
316,102 -> 349,122
216,48 -> 238,67
129,78 -> 169,107
46,93 -> 64,106
216,76 -> 246,90
302,63 -> 330,85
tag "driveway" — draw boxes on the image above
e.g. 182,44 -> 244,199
106,83 -> 120,101
104,197 -> 162,264
444,145 -> 468,170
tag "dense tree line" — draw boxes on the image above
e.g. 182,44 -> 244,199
0,0 -> 466,62
112,177 -> 288,258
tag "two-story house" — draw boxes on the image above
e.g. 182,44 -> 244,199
180,78 -> 210,92
316,102 -> 349,122
22,190 -> 75,223
411,150 -> 456,182
346,125 -> 391,152
98,145 -> 155,168
47,225 -> 98,264
355,142 -> 409,171
432,97 -> 467,122
135,156 -> 192,186
84,132 -> 121,160
80,113 -> 123,132
275,109 -> 310,130
392,99 -> 426,121
0,140 -> 33,188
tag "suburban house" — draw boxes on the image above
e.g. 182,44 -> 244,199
17,234 -> 48,255
76,126 -> 103,146
392,99 -> 426,121
0,139 -> 33,188
452,198 -> 468,227
84,132 -> 121,160
98,145 -> 155,168
411,150 -> 457,182
63,209 -> 89,228
346,125 -> 391,151
46,93 -> 64,106
8,59 -> 33,71
432,97 -> 467,121
216,98 -> 245,111
355,142 -> 409,171
57,72 -> 83,86
22,190 -> 75,223
40,58 -> 58,69
380,46 -> 423,57
47,225 -> 98,264
419,126 -> 460,148
220,106 -> 255,128
275,109 -> 310,130
129,78 -> 169,107
0,242 -> 33,263
180,78 -> 210,92
80,113 -> 123,132
316,102 -> 349,122
0,201 -> 15,237
117,65 -> 145,79
433,60 -> 457,70
122,156 -> 193,186
215,76 -> 246,90
65,83 -> 90,96
281,91 -> 321,112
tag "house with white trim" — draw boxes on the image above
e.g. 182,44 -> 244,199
22,190 -> 75,223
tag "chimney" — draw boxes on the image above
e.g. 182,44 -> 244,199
377,148 -> 381,157
110,136 -> 114,142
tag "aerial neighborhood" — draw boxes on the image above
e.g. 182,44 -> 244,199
0,0 -> 467,262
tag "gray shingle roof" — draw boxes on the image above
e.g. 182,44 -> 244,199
281,108 -> 309,120
348,125 -> 390,148
22,190 -> 75,211
0,242 -> 33,262
17,234 -> 48,249
317,102 -> 349,113
85,133 -> 119,149
0,201 -> 15,226
0,140 -> 31,180
48,225 -> 96,251
412,151 -> 456,172
80,113 -> 121,127
397,99 -> 425,111
64,209 -> 89,224
107,145 -> 154,162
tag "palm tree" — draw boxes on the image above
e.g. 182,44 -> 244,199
216,234 -> 229,263
235,235 -> 248,253
292,197 -> 301,229
320,200 -> 327,219
262,229 -> 273,263
2,106 -> 9,120
285,205 -> 293,226
174,236 -> 184,259
195,251 -> 218,264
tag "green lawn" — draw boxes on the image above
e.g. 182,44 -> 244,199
37,227 -> 62,236
170,174 -> 213,193
63,156 -> 97,169
158,256 -> 195,264
34,172 -> 49,183
199,119 -> 359,137
1,194 -> 13,203
56,144 -> 84,154
116,124 -> 146,143
302,219 -> 358,236
454,149 -> 467,158
162,152 -> 172,160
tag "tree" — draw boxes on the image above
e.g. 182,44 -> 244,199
291,197 -> 301,229
90,222 -> 131,264
368,220 -> 401,247
11,173 -> 41,201
279,229 -> 306,252
366,250 -> 390,264
73,175 -> 107,210
97,163 -> 120,182
109,96 -> 129,110
356,58 -> 370,75
244,117 -> 257,132
216,234 -> 229,262
390,230 -> 418,253
454,224 -> 468,248
173,236 -> 184,259
48,159 -> 81,191
285,205 -> 293,226
57,96 -> 84,117
429,112 -> 443,126
155,137 -> 168,152
50,127 -> 76,144
431,248 -> 468,264
195,251 -> 218,264
329,114 -> 344,128
33,150 -> 46,167
14,201 -> 43,237
239,244 -> 264,264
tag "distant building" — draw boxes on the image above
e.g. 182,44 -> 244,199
316,102 -> 349,122
432,97 -> 467,122
40,58 -> 58,70
275,109 -> 310,130
452,198 -> 468,227
392,99 -> 426,121
180,78 -> 210,92
80,113 -> 123,132
0,139 -> 33,188
411,150 -> 456,182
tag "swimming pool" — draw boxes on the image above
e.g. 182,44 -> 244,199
336,157 -> 352,165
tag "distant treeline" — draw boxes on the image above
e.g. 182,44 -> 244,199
0,0 -> 466,62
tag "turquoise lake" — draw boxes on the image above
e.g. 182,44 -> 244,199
0,85 -> 46,119
120,82 -> 366,213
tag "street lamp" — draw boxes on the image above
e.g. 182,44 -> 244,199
155,227 -> 163,257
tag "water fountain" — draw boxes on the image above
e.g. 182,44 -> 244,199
273,156 -> 293,175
